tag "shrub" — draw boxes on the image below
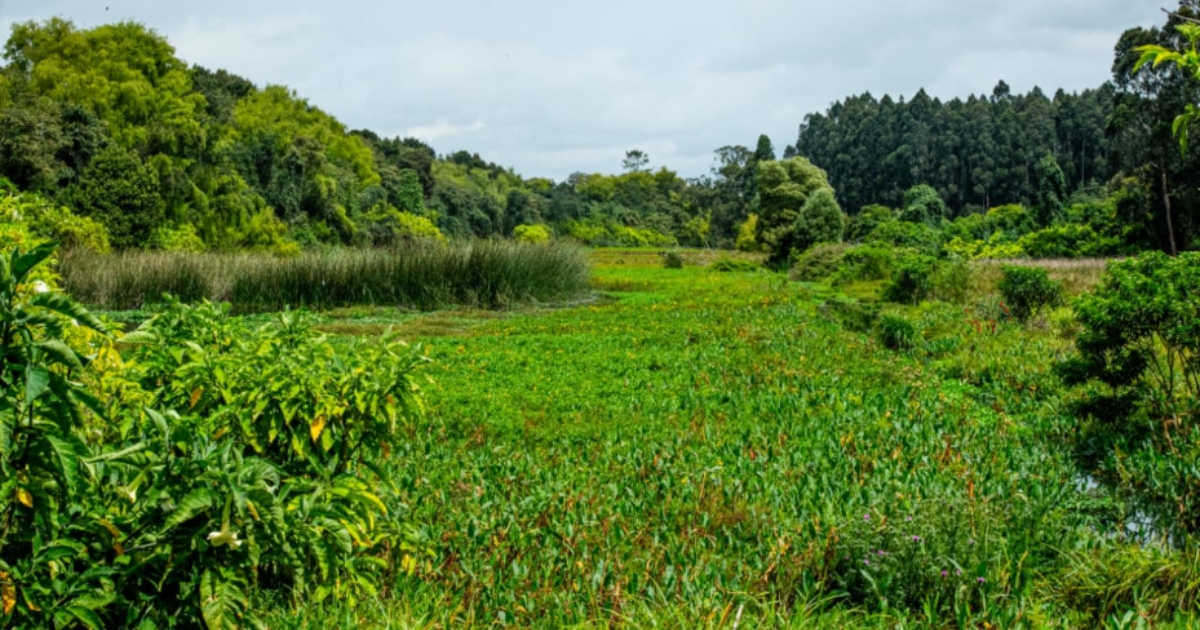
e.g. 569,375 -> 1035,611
789,243 -> 849,282
865,220 -> 943,255
876,314 -> 918,351
710,256 -> 760,272
153,223 -> 208,252
834,245 -> 894,283
996,265 -> 1062,321
882,254 -> 937,304
1016,224 -> 1120,259
513,223 -> 552,244
930,256 -> 973,304
662,250 -> 684,269
0,245 -> 429,627
792,188 -> 845,253
1057,252 -> 1200,532
735,214 -> 760,252
898,184 -> 948,227
847,205 -> 895,241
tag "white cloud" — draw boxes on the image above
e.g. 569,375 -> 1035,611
405,119 -> 487,143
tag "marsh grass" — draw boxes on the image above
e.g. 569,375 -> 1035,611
61,241 -> 590,312
973,258 -> 1111,298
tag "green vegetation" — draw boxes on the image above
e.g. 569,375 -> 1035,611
59,241 -> 590,312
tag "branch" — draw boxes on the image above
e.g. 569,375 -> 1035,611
1164,8 -> 1200,26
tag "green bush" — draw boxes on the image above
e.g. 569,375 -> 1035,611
662,250 -> 684,269
0,245 -> 429,627
792,188 -> 845,253
833,245 -> 895,284
789,243 -> 849,282
996,265 -> 1062,321
1057,252 -> 1200,533
1016,224 -> 1120,259
513,223 -> 552,244
930,256 -> 973,304
709,256 -> 761,272
875,314 -> 918,351
882,254 -> 937,304
865,220 -> 943,255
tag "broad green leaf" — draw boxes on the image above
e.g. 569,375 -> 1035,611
30,292 -> 107,334
11,241 -> 58,284
25,366 -> 50,407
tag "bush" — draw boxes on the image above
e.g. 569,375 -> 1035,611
898,184 -> 948,227
1016,224 -> 1120,259
1057,252 -> 1200,533
0,245 -> 429,628
735,214 -> 760,252
930,256 -> 973,304
710,256 -> 761,272
789,243 -> 849,282
792,188 -> 845,253
996,265 -> 1062,321
833,245 -> 894,283
876,314 -> 918,351
847,205 -> 895,241
865,220 -> 943,255
513,223 -> 552,244
883,254 -> 937,304
662,250 -> 684,269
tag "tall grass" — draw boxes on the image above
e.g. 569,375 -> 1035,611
61,241 -> 591,312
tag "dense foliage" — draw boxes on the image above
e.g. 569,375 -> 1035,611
0,246 -> 428,628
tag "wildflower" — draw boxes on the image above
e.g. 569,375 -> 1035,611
31,280 -> 49,294
941,570 -> 948,577
911,535 -> 921,542
864,559 -> 870,566
864,513 -> 870,521
877,550 -> 886,556
207,527 -> 242,549
955,569 -> 962,576
905,515 -> 913,521
977,577 -> 986,584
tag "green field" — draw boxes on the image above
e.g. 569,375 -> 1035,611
251,251 -> 1188,629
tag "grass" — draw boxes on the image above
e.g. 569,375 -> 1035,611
233,252 -> 1198,627
60,240 -> 591,312
972,258 -> 1111,298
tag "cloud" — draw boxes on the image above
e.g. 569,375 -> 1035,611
405,119 -> 487,144
0,0 -> 1167,180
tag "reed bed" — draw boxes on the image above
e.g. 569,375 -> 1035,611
60,241 -> 591,312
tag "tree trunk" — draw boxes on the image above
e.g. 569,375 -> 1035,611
1161,166 -> 1178,256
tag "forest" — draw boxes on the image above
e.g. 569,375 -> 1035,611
0,7 -> 1197,259
3,3 -> 1200,630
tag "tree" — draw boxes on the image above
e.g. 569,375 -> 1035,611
899,184 -> 948,227
793,188 -> 845,252
622,150 -> 649,173
755,156 -> 835,264
754,134 -> 776,162
1034,153 -> 1067,226
63,145 -> 165,248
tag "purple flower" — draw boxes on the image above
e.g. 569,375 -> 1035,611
877,550 -> 886,556
864,513 -> 871,521
956,569 -> 962,576
864,559 -> 870,565
911,535 -> 921,542
977,577 -> 986,584
941,570 -> 948,577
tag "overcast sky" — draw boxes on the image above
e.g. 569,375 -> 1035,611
0,0 -> 1166,180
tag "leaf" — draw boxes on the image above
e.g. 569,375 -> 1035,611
200,570 -> 248,630
309,415 -> 327,443
63,606 -> 104,630
25,366 -> 50,406
164,488 -> 220,531
44,434 -> 81,495
35,339 -> 84,373
30,292 -> 107,334
11,241 -> 58,284
16,488 -> 32,507
0,571 -> 14,615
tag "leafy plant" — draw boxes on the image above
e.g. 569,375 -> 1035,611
883,254 -> 937,304
875,314 -> 918,351
1057,252 -> 1200,532
661,250 -> 684,269
997,265 -> 1062,321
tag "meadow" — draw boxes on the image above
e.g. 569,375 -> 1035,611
245,251 -> 1193,628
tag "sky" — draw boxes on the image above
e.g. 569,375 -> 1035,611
0,0 -> 1167,180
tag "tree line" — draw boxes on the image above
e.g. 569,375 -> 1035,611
1,5 -> 1199,256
